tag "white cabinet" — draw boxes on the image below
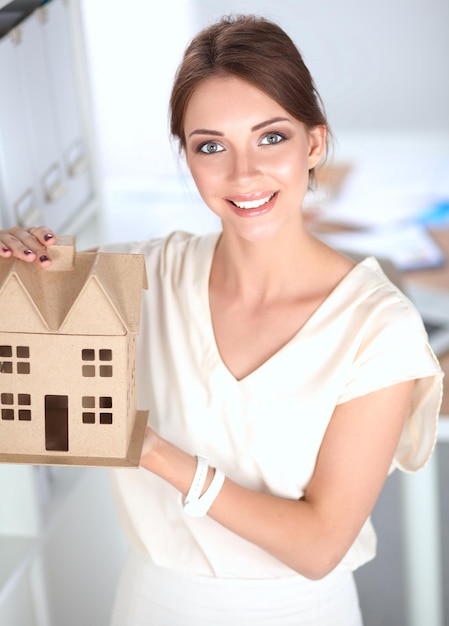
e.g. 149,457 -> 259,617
17,7 -> 66,226
0,0 -> 99,232
42,0 -> 91,230
0,2 -> 114,623
0,26 -> 39,227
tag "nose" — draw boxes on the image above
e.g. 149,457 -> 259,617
228,148 -> 261,183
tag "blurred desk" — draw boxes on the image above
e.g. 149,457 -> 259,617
395,227 -> 448,626
405,227 -> 449,414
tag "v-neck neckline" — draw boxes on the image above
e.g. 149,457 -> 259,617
200,233 -> 377,385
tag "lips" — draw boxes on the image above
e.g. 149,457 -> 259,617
229,192 -> 276,210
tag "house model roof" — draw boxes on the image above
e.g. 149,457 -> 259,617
0,235 -> 148,334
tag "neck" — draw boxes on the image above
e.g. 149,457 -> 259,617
211,225 -> 317,303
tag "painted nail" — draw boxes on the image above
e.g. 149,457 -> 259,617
2,247 -> 9,253
44,233 -> 53,241
39,255 -> 49,262
23,249 -> 33,255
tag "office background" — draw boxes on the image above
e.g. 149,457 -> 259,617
0,1 -> 448,624
82,0 -> 449,183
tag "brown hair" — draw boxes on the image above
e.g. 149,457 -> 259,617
169,14 -> 331,177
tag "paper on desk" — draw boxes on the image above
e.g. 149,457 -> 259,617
319,155 -> 449,228
319,224 -> 446,271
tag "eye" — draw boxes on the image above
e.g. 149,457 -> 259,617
198,141 -> 225,154
260,131 -> 286,146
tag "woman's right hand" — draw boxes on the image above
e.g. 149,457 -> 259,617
0,226 -> 56,267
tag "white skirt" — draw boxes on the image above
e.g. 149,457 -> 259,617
110,548 -> 363,626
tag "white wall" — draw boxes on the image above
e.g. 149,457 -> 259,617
80,0 -> 449,186
81,0 -> 196,182
191,0 -> 449,134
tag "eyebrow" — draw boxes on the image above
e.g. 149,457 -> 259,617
251,117 -> 291,131
188,128 -> 224,138
187,117 -> 292,138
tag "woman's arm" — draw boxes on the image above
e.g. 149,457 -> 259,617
141,379 -> 415,579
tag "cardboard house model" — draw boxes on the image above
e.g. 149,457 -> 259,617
0,236 -> 149,467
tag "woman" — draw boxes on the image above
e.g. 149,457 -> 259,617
0,14 -> 443,626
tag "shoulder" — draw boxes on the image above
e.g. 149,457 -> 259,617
345,256 -> 425,336
336,256 -> 442,399
100,231 -> 220,272
332,258 -> 442,448
327,255 -> 440,379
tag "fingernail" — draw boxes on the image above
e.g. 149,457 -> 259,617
23,249 -> 33,256
44,233 -> 53,241
39,255 -> 49,262
2,247 -> 9,253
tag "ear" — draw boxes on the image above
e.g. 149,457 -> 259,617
307,125 -> 327,169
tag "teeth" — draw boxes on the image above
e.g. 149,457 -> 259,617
232,193 -> 274,209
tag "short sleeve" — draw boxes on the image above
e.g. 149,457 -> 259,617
337,300 -> 444,472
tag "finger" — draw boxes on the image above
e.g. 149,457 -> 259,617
0,229 -> 35,263
0,243 -> 12,258
27,226 -> 56,247
0,228 -> 51,266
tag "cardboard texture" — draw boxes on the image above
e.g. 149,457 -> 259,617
0,236 -> 149,467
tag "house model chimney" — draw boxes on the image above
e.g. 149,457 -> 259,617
46,234 -> 76,271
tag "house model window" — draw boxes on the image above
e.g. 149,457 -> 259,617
0,344 -> 31,374
1,392 -> 32,421
82,395 -> 113,425
0,235 -> 149,467
81,348 -> 113,377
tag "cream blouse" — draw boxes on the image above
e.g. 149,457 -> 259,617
107,231 -> 443,579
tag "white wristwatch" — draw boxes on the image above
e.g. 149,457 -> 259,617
183,467 -> 226,517
184,455 -> 209,505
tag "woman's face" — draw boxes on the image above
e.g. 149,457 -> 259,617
183,75 -> 326,243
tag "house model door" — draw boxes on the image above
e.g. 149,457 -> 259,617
45,395 -> 69,451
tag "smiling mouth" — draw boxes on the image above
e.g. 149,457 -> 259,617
230,192 -> 276,210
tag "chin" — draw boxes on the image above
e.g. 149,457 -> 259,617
229,225 -> 286,244
224,215 -> 301,244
